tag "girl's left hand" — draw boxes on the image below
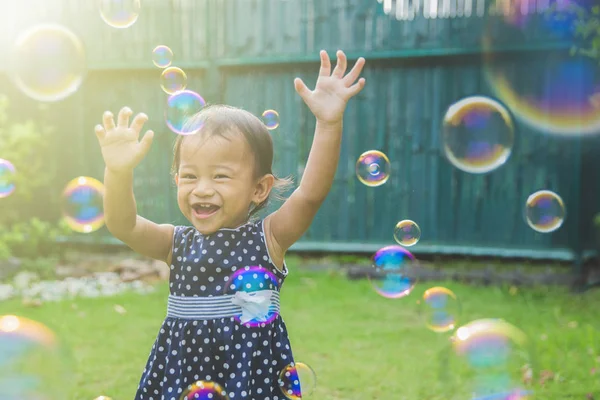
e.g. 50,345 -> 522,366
294,50 -> 366,125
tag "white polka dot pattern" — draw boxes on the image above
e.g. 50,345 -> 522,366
135,220 -> 295,400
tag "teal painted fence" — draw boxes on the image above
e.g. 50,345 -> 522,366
0,0 -> 596,261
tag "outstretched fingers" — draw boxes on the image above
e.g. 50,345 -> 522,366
94,124 -> 106,141
117,106 -> 132,128
134,130 -> 155,163
343,57 -> 366,87
294,77 -> 312,101
318,50 -> 331,77
347,77 -> 366,98
130,112 -> 149,137
102,111 -> 115,132
332,50 -> 347,78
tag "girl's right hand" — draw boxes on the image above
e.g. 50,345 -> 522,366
94,107 -> 155,173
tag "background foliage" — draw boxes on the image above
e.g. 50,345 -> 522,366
0,95 -> 71,260
570,5 -> 600,60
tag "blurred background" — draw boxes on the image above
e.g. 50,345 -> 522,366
1,0 -> 599,264
1,0 -> 600,399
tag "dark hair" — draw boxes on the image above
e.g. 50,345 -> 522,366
171,104 -> 294,219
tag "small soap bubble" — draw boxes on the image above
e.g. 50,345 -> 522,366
180,380 -> 229,400
94,397 -> 113,400
262,110 -> 280,130
99,0 -> 141,29
278,362 -> 317,400
152,45 -> 173,69
0,159 -> 16,198
394,220 -> 421,247
369,245 -> 419,299
419,286 -> 460,333
442,96 -> 514,174
61,176 -> 105,233
525,190 -> 565,233
355,150 -> 391,187
0,315 -> 72,400
165,90 -> 206,136
224,266 -> 280,328
160,66 -> 187,95
449,319 -> 534,399
9,24 -> 86,102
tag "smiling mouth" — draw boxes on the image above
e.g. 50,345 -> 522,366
192,203 -> 221,219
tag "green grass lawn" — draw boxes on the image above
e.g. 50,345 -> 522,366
1,257 -> 599,399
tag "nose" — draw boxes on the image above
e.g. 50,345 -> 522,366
191,178 -> 215,197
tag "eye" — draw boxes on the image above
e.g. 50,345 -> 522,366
214,174 -> 230,180
181,174 -> 196,179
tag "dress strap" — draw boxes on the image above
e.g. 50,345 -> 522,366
167,291 -> 280,321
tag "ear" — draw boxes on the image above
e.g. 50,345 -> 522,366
252,174 -> 275,204
174,174 -> 179,186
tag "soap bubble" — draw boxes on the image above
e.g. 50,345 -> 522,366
224,266 -> 281,328
525,190 -> 565,233
152,45 -> 173,69
369,245 -> 419,299
483,2 -> 600,135
0,315 -> 72,400
160,66 -> 187,95
393,220 -> 421,247
62,176 -> 105,233
9,24 -> 86,102
165,90 -> 206,135
262,110 -> 280,130
442,96 -> 514,174
180,380 -> 229,400
356,150 -> 391,187
446,318 -> 535,399
99,0 -> 141,29
278,362 -> 317,400
419,286 -> 460,333
0,159 -> 16,198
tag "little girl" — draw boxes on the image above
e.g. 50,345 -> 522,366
94,50 -> 365,400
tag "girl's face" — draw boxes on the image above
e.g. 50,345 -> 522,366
175,131 -> 272,235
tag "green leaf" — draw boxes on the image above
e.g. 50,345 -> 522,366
570,46 -> 578,56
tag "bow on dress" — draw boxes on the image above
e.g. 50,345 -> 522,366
231,290 -> 273,324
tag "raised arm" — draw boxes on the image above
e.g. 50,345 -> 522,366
95,107 -> 174,264
265,50 -> 366,254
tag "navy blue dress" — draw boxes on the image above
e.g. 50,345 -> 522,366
135,220 -> 296,400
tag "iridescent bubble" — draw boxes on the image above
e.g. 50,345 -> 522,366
99,0 -> 141,29
0,159 -> 16,198
0,315 -> 72,400
419,287 -> 460,333
160,66 -> 187,95
369,245 -> 419,299
278,362 -> 317,400
525,190 -> 565,233
9,24 -> 86,102
262,109 -> 280,130
355,150 -> 391,187
61,176 -> 105,234
224,266 -> 281,328
165,90 -> 206,136
442,96 -> 514,174
152,45 -> 173,69
393,220 -> 421,247
180,380 -> 229,400
449,319 -> 534,399
483,2 -> 600,135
